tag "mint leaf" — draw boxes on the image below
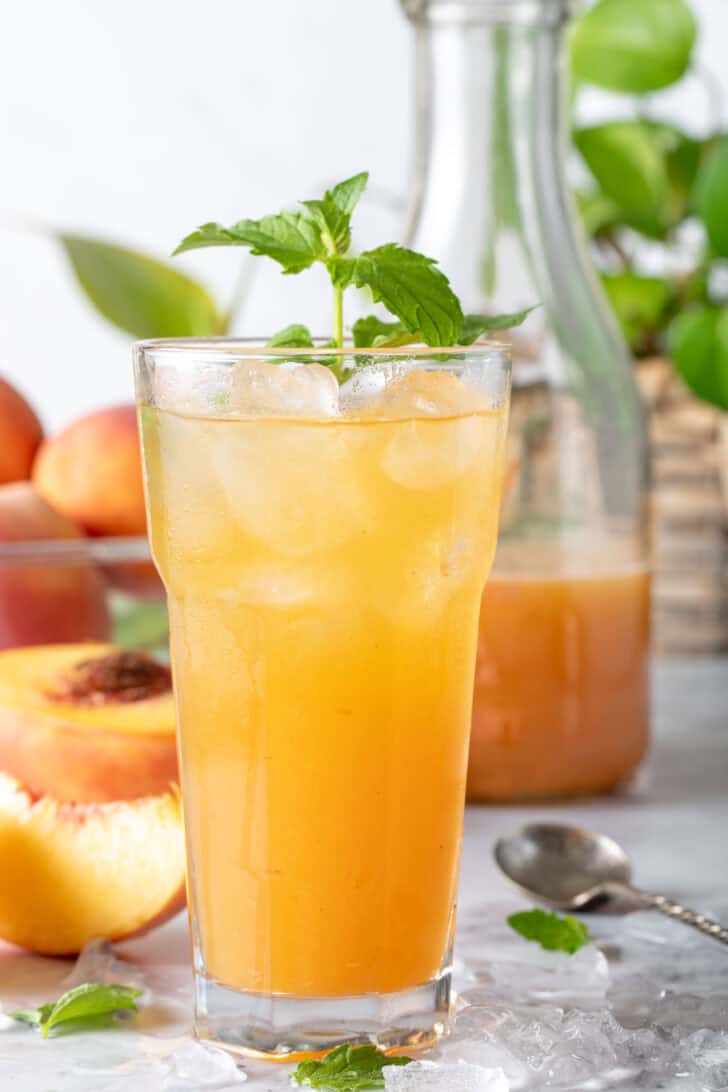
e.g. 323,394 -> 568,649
268,324 -> 314,348
507,909 -> 591,954
353,308 -> 535,350
174,211 -> 325,273
174,171 -> 540,358
332,244 -> 463,347
292,1044 -> 411,1090
304,172 -> 368,255
459,307 -> 537,343
352,315 -> 408,348
8,1004 -> 54,1027
10,983 -> 142,1039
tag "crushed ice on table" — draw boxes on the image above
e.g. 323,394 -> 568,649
454,904 -> 609,1007
383,1059 -> 508,1091
64,939 -> 147,990
95,1041 -> 246,1091
441,897 -> 728,1090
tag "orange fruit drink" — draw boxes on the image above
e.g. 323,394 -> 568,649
140,355 -> 509,1000
470,544 -> 650,801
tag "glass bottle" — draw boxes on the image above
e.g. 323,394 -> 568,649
400,0 -> 651,800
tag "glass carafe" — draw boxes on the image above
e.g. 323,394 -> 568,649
401,0 -> 651,800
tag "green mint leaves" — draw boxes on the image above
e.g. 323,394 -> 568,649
303,172 -> 369,254
292,1044 -> 411,1090
9,983 -> 142,1039
174,171 -> 534,357
267,324 -> 315,349
174,211 -> 326,274
351,306 -> 537,350
331,244 -> 463,347
174,172 -> 369,271
507,909 -> 592,955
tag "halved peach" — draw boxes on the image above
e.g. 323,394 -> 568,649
0,644 -> 178,804
0,771 -> 185,954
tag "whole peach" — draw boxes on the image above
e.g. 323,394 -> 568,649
33,404 -> 146,536
0,377 -> 43,484
0,482 -> 110,649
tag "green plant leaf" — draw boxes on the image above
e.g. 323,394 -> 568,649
174,211 -> 325,274
42,984 -> 141,1039
9,1004 -> 54,1027
303,172 -> 369,254
352,309 -> 535,350
10,983 -> 142,1039
575,122 -> 670,237
331,245 -> 463,347
602,273 -> 675,355
352,315 -> 408,348
571,0 -> 697,93
668,305 -> 728,410
61,236 -> 221,339
507,909 -> 591,954
458,307 -> 536,343
292,1044 -> 411,1089
111,599 -> 169,651
267,324 -> 315,348
575,190 -> 623,237
695,136 -> 728,258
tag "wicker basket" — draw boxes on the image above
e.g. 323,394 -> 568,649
637,358 -> 728,654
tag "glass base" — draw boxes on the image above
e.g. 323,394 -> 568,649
194,969 -> 452,1061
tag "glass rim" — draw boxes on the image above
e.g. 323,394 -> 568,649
133,336 -> 510,359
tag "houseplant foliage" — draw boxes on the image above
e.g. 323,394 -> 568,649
572,0 -> 728,410
57,0 -> 726,410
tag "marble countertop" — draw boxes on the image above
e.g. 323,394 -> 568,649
1,658 -> 726,1091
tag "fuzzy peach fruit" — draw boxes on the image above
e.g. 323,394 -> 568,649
0,770 -> 185,954
33,404 -> 146,536
0,483 -> 110,650
0,644 -> 178,804
0,377 -> 43,485
33,405 -> 163,598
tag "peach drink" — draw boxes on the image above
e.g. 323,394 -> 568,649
469,549 -> 650,801
141,360 -> 508,1007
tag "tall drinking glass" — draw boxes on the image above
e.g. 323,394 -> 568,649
133,340 -> 510,1059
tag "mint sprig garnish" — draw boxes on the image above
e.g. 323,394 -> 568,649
292,1044 -> 411,1090
9,983 -> 142,1039
507,909 -> 592,954
174,171 -> 534,368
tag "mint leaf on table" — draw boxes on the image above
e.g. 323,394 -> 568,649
268,324 -> 315,348
9,983 -> 142,1039
292,1044 -> 411,1090
303,172 -> 369,254
507,909 -> 591,954
9,1004 -> 55,1027
174,211 -> 326,273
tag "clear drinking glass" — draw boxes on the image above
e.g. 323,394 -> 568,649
401,0 -> 651,801
133,339 -> 511,1059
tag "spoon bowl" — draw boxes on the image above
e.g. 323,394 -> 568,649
494,823 -> 633,909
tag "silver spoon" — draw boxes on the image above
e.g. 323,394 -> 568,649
494,822 -> 728,946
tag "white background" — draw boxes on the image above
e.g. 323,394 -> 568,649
2,0 -> 727,430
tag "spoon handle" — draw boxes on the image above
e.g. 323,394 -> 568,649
639,892 -> 728,945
